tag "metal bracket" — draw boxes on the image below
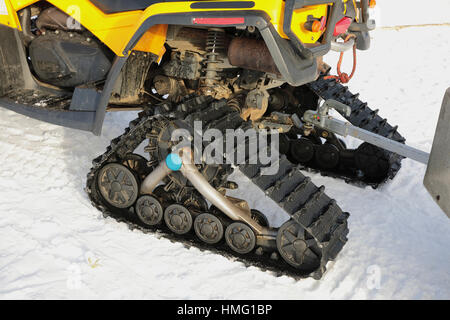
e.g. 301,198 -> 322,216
303,100 -> 430,164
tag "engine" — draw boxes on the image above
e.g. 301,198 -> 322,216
28,7 -> 112,88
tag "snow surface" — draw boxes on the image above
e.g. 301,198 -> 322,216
1,2 -> 450,300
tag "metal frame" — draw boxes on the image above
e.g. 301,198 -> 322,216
303,100 -> 430,164
283,0 -> 342,59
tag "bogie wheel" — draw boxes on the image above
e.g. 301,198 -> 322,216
277,220 -> 321,272
135,195 -> 164,226
164,204 -> 193,235
225,222 -> 256,255
194,213 -> 224,244
97,163 -> 139,209
355,143 -> 390,180
315,143 -> 340,169
290,138 -> 315,164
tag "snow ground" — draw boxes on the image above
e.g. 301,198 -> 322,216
1,5 -> 450,300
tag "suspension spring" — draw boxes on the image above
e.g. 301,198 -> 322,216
202,28 -> 226,86
227,96 -> 244,113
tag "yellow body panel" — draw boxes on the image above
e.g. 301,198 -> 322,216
2,0 -> 332,57
0,0 -> 20,29
282,4 -> 329,43
133,24 -> 168,58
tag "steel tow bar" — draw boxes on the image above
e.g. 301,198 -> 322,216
302,100 -> 430,165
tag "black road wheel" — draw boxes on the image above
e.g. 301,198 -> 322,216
164,204 -> 193,235
355,143 -> 390,180
135,195 -> 164,226
277,220 -> 321,272
290,138 -> 315,164
194,213 -> 224,244
97,163 -> 139,209
225,222 -> 256,254
315,143 -> 340,169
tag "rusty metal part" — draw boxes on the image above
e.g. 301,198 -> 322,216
111,51 -> 155,104
198,84 -> 232,100
152,75 -> 189,100
153,75 -> 178,96
202,28 -> 226,86
227,96 -> 244,113
241,88 -> 270,121
228,38 -> 280,75
166,27 -> 230,54
254,112 -> 294,133
162,51 -> 203,80
303,123 -> 314,136
196,29 -> 232,99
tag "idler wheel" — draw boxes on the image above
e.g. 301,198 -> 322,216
277,220 -> 321,272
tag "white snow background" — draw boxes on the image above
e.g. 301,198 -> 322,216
0,0 -> 449,299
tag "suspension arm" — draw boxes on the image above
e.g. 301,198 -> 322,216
140,147 -> 276,236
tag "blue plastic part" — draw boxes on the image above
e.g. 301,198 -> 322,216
166,153 -> 182,171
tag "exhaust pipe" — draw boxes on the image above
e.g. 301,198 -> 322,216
228,37 -> 281,75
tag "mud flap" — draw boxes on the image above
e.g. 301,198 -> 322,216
424,88 -> 450,218
0,25 -> 102,133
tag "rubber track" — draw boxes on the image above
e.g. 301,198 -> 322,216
86,96 -> 350,279
307,77 -> 406,185
183,98 -> 350,276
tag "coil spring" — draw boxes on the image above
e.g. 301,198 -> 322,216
227,96 -> 243,113
202,28 -> 226,85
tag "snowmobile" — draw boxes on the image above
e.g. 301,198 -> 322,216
0,0 -> 448,279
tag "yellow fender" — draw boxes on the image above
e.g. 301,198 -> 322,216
2,0 -> 330,59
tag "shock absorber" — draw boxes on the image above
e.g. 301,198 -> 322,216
202,28 -> 226,88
